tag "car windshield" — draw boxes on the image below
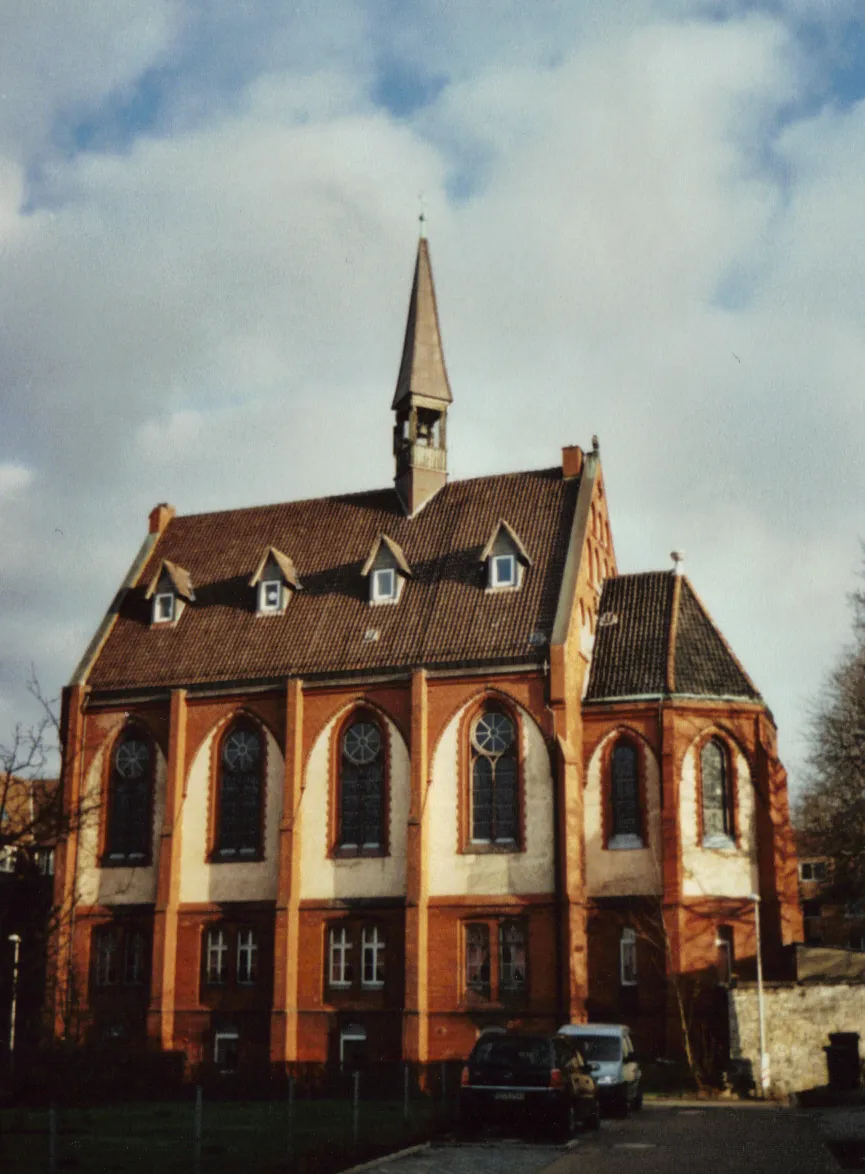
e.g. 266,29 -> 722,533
571,1035 -> 621,1061
472,1037 -> 550,1067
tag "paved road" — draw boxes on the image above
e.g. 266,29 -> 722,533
357,1103 -> 846,1174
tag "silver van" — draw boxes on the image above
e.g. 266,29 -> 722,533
556,1023 -> 642,1114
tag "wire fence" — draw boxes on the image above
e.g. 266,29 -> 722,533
0,1063 -> 461,1174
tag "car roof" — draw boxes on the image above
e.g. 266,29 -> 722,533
557,1023 -> 629,1036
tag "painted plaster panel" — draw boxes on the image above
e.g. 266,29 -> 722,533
77,743 -> 165,906
681,741 -> 757,898
585,732 -> 662,897
300,710 -> 409,900
178,724 -> 283,903
427,700 -> 554,897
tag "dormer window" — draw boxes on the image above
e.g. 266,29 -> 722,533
362,535 -> 412,607
248,547 -> 300,616
154,592 -> 175,624
372,567 -> 397,602
481,520 -> 531,592
260,580 -> 283,613
145,560 -> 194,627
491,554 -> 517,589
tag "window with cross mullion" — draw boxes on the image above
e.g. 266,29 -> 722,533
470,710 -> 518,846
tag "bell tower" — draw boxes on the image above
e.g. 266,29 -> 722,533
392,237 -> 452,515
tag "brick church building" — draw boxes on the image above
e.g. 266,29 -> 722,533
52,237 -> 802,1077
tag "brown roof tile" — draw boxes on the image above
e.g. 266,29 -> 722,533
87,468 -> 578,692
585,572 -> 761,703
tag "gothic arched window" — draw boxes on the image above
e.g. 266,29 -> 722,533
701,738 -> 734,846
215,720 -> 264,858
338,716 -> 385,852
609,738 -> 643,848
470,708 -> 519,847
106,730 -> 152,862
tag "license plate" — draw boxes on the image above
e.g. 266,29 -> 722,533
494,1092 -> 525,1101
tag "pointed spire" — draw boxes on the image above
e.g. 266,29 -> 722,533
392,238 -> 452,411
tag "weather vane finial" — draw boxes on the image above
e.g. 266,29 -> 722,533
418,192 -> 426,239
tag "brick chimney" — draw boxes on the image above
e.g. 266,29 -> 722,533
149,503 -> 176,534
562,445 -> 584,479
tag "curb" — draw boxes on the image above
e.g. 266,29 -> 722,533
338,1141 -> 431,1174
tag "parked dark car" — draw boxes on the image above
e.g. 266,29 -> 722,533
459,1032 -> 600,1138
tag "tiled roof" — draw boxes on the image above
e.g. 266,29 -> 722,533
88,468 -> 578,691
585,572 -> 760,703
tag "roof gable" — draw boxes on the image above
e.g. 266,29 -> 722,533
87,467 -> 578,691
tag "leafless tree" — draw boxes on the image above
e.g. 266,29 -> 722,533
797,561 -> 865,898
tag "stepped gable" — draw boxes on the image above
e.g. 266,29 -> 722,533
87,466 -> 579,692
586,571 -> 761,702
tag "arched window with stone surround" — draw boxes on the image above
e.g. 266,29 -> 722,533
469,707 -> 519,847
105,729 -> 153,862
215,719 -> 264,858
608,737 -> 643,849
338,714 -> 385,853
700,737 -> 734,847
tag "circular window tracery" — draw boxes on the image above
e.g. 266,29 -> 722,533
471,712 -> 515,756
223,728 -> 261,771
343,722 -> 382,765
114,739 -> 149,779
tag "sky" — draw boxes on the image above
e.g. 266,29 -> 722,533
1,0 -> 863,796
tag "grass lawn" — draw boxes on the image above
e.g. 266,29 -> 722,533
0,1096 -> 443,1174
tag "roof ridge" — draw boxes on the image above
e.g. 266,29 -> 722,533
171,466 -> 564,523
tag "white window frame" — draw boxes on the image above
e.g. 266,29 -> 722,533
620,927 -> 637,986
153,592 -> 175,624
371,567 -> 397,603
214,1030 -> 240,1070
490,553 -> 517,589
259,579 -> 283,614
329,926 -> 353,988
361,926 -> 385,989
206,927 -> 228,985
237,928 -> 258,985
0,845 -> 16,873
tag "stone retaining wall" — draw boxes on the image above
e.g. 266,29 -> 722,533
729,982 -> 865,1097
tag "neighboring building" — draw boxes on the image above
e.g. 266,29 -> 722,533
1,776 -> 58,1065
51,238 -> 803,1077
796,834 -> 865,952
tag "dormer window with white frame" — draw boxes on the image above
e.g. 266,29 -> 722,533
362,534 -> 412,607
248,547 -> 300,616
144,560 -> 195,627
480,520 -> 532,593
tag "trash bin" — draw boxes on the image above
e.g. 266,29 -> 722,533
824,1033 -> 861,1091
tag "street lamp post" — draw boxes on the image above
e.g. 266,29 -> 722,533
749,894 -> 769,1097
7,933 -> 21,1082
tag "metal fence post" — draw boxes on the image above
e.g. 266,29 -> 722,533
48,1104 -> 57,1174
287,1073 -> 294,1161
352,1069 -> 360,1145
193,1085 -> 203,1174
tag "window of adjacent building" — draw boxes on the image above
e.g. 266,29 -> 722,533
716,925 -> 734,986
326,923 -> 386,993
106,732 -> 152,862
608,738 -> 643,849
124,930 -> 147,985
93,925 -> 149,989
0,846 -> 16,874
215,721 -> 263,858
620,928 -> 637,986
799,860 -> 827,882
371,567 -> 397,603
469,709 -> 518,847
206,927 -> 228,985
464,920 -> 527,1000
236,928 -> 259,985
153,591 -> 175,624
338,718 -> 384,852
700,738 -> 734,847
35,847 -> 55,876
